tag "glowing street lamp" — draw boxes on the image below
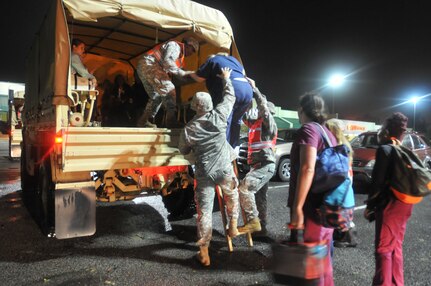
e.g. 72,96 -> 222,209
410,96 -> 419,130
328,74 -> 345,116
328,74 -> 345,87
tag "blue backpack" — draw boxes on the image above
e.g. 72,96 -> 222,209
309,122 -> 354,231
310,123 -> 350,194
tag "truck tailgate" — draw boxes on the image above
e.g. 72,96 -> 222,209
59,127 -> 191,172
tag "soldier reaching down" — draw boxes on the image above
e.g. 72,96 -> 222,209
136,37 -> 199,128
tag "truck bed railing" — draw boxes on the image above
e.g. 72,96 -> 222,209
58,127 -> 190,173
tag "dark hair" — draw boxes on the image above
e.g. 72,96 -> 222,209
383,112 -> 408,138
299,92 -> 327,124
71,38 -> 84,47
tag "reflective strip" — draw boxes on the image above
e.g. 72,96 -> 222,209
233,77 -> 248,82
250,141 -> 274,150
249,128 -> 262,132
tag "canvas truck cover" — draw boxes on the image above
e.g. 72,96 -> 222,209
63,0 -> 234,49
25,0 -> 239,113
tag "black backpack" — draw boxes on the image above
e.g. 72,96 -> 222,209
389,143 -> 431,204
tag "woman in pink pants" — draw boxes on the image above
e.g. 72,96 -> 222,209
364,112 -> 413,286
288,92 -> 336,286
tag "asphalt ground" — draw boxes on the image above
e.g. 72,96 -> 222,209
0,135 -> 430,286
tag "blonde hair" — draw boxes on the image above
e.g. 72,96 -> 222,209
325,119 -> 353,162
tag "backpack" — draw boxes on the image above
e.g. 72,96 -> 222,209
317,176 -> 355,231
310,123 -> 350,194
389,143 -> 431,204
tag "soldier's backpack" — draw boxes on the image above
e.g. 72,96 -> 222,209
389,143 -> 431,204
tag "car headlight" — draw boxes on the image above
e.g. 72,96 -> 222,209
364,159 -> 375,176
365,159 -> 375,168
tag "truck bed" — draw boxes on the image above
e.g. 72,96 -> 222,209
59,127 -> 191,172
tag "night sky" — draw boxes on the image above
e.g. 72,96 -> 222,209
2,0 -> 431,132
195,0 -> 431,133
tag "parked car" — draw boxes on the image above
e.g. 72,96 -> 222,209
351,131 -> 431,193
237,128 -> 298,182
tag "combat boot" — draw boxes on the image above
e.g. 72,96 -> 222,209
196,246 -> 210,266
228,218 -> 239,237
237,218 -> 261,234
142,121 -> 157,128
253,221 -> 268,237
137,111 -> 157,128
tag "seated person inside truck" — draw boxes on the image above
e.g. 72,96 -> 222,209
71,38 -> 97,88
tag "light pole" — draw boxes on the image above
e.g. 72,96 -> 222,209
328,74 -> 345,117
410,96 -> 419,130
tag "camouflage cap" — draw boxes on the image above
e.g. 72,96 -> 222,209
191,92 -> 213,113
183,37 -> 199,53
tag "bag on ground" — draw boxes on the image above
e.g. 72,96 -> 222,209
389,144 -> 431,204
272,230 -> 328,285
317,176 -> 355,231
310,123 -> 350,194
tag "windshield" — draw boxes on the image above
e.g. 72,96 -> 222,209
278,129 -> 298,143
276,138 -> 286,145
350,133 -> 379,148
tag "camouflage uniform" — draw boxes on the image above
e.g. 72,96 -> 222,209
239,87 -> 277,229
179,78 -> 239,247
136,41 -> 186,125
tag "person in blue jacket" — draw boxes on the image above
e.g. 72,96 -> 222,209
190,52 -> 253,148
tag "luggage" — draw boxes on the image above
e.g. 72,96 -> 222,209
271,230 -> 328,285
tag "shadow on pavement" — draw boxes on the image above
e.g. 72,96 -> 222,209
0,190 -> 272,273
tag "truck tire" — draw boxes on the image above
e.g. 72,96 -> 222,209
277,158 -> 291,182
35,158 -> 55,237
162,185 -> 195,220
20,144 -> 36,195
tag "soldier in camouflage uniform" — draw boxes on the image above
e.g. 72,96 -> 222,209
136,37 -> 199,128
237,82 -> 277,235
179,67 -> 239,267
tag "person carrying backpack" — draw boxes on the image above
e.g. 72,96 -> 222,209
288,92 -> 336,286
364,112 -> 413,286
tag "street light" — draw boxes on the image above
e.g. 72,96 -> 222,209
410,96 -> 419,130
328,74 -> 345,116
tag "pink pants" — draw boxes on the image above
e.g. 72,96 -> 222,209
373,199 -> 413,286
304,217 -> 334,286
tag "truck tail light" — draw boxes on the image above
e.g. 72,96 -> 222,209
55,136 -> 63,144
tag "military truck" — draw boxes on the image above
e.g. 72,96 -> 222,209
8,90 -> 24,159
22,0 -> 241,239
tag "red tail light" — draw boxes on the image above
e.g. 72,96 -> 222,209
55,136 -> 63,144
